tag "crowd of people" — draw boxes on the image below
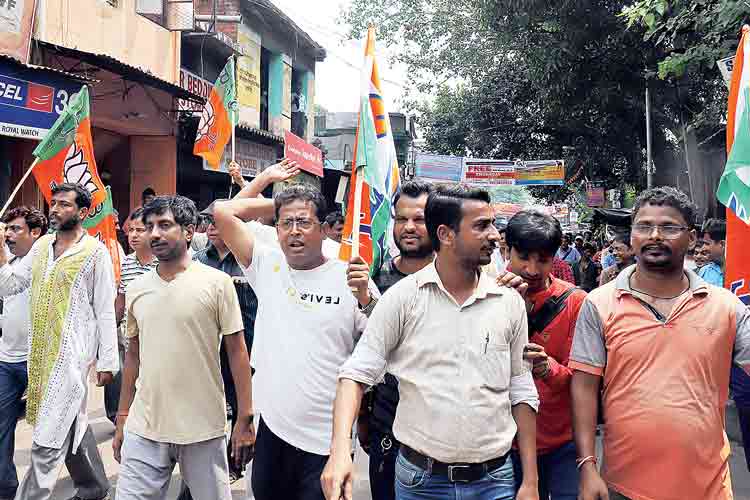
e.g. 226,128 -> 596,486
0,162 -> 746,500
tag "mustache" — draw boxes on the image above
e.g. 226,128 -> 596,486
641,244 -> 671,254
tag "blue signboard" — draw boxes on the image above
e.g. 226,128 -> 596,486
0,60 -> 83,140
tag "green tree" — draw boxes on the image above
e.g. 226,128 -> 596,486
344,0 -> 711,203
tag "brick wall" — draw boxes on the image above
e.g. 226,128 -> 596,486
195,0 -> 240,41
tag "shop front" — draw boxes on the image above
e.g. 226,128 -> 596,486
0,56 -> 87,210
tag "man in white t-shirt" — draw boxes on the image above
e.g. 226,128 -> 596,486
214,184 -> 375,500
0,207 -> 46,500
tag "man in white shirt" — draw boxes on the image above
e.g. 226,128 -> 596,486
0,184 -> 118,500
214,184 -> 375,500
0,207 -> 47,500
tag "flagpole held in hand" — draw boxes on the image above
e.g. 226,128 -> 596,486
0,158 -> 38,219
351,166 -> 363,260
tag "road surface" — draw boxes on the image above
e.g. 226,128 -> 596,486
11,382 -> 750,499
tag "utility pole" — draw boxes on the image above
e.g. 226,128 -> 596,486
645,83 -> 654,189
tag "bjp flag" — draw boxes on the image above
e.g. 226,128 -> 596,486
31,86 -> 107,209
194,57 -> 238,169
82,186 -> 121,283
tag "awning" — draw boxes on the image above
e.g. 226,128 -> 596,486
37,42 -> 201,103
237,123 -> 284,144
0,54 -> 99,83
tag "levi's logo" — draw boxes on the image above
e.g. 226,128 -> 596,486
299,292 -> 341,305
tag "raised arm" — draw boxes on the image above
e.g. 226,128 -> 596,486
230,159 -> 301,200
213,198 -> 275,269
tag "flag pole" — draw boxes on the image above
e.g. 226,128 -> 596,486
0,158 -> 38,219
351,166 -> 363,259
229,55 -> 237,198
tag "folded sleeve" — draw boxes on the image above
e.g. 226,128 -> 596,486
569,298 -> 606,376
339,278 -> 411,387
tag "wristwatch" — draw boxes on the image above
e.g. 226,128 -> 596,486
359,296 -> 378,317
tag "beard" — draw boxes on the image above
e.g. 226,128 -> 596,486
396,238 -> 433,259
52,214 -> 80,231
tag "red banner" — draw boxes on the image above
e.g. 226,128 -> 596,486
284,131 -> 323,177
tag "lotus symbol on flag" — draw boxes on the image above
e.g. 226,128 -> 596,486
63,143 -> 100,197
196,100 -> 215,142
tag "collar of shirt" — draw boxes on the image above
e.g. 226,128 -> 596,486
614,264 -> 708,298
415,261 -> 504,307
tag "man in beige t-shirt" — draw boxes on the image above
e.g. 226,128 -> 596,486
113,196 -> 255,500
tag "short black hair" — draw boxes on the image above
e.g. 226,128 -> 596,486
632,186 -> 697,227
51,182 -> 92,210
128,207 -> 145,223
611,232 -> 632,247
393,180 -> 433,211
274,184 -> 327,222
583,242 -> 596,253
142,195 -> 197,228
701,218 -> 726,242
425,184 -> 491,251
324,211 -> 345,227
506,210 -> 562,257
2,206 -> 48,234
142,187 -> 156,200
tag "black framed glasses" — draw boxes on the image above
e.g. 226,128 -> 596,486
631,223 -> 689,239
276,218 -> 319,231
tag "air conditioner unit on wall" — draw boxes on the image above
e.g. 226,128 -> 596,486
135,0 -> 162,15
136,0 -> 194,31
165,0 -> 195,31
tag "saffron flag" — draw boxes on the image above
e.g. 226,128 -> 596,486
31,86 -> 120,281
31,86 -> 107,210
339,27 -> 401,274
194,57 -> 237,169
82,186 -> 121,283
718,24 -> 750,302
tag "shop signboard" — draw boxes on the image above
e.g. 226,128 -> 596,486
0,60 -> 83,140
463,159 -> 516,185
414,153 -> 463,183
237,25 -> 261,128
202,137 -> 277,178
463,158 -> 565,186
284,130 -> 323,177
178,67 -> 211,115
515,160 -> 565,186
586,186 -> 605,207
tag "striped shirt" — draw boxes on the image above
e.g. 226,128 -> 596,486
119,253 -> 158,295
119,253 -> 157,346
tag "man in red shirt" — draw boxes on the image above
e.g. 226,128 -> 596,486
505,210 -> 587,500
551,256 -> 574,284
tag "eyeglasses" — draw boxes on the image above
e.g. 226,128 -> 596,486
631,223 -> 689,239
277,218 -> 319,231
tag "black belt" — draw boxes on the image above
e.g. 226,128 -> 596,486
400,445 -> 509,483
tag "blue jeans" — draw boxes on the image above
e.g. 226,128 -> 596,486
511,441 -> 579,500
394,450 -> 515,500
0,361 -> 27,499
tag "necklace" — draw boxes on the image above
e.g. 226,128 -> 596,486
628,274 -> 690,300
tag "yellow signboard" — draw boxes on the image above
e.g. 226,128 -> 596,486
237,25 -> 261,128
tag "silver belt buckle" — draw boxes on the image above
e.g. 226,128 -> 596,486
448,464 -> 471,482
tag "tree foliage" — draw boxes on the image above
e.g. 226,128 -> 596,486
344,0 -> 726,204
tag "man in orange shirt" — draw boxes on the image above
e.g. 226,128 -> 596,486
570,186 -> 750,500
505,210 -> 587,500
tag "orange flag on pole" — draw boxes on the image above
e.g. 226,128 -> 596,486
723,25 -> 750,304
194,57 -> 237,169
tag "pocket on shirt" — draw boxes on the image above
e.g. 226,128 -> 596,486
478,343 -> 510,390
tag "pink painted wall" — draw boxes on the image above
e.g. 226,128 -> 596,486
129,136 -> 177,212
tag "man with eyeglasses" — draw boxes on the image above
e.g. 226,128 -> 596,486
570,186 -> 750,500
213,184 -> 375,500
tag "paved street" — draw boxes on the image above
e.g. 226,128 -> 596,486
10,382 -> 750,499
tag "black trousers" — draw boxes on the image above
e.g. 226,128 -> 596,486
251,417 -> 327,500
